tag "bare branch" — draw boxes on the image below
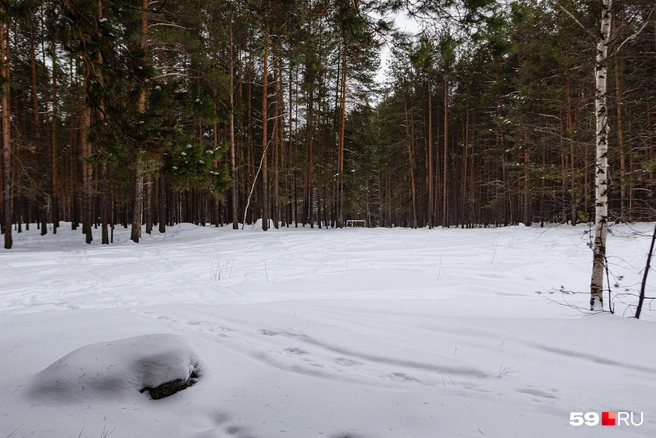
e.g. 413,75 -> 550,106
614,6 -> 655,54
154,72 -> 200,80
553,1 -> 596,41
148,22 -> 192,31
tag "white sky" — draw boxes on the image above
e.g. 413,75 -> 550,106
375,13 -> 422,83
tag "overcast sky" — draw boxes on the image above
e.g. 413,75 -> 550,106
376,13 -> 421,83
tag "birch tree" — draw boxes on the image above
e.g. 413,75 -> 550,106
590,0 -> 612,311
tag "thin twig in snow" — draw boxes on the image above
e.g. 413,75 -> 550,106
6,425 -> 23,438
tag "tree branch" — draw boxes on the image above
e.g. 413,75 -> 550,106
614,6 -> 655,54
553,1 -> 596,41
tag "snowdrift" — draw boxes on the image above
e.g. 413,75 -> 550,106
27,334 -> 201,402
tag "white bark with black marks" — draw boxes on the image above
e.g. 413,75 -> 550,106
590,0 -> 613,311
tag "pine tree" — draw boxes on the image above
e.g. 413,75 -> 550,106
1,1 -> 13,249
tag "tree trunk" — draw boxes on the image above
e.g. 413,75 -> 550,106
304,74 -> 314,227
403,95 -> 417,229
95,1 -> 108,243
566,79 -> 577,225
590,0 -> 613,311
131,0 -> 148,243
158,173 -> 166,233
261,24 -> 269,232
1,9 -> 12,249
30,15 -> 47,237
462,99 -> 469,226
442,76 -> 448,227
410,105 -> 418,227
427,83 -> 433,228
70,107 -> 79,230
635,222 -> 656,319
523,132 -> 531,226
336,45 -> 347,228
285,62 -> 294,227
145,172 -> 152,234
101,162 -> 109,244
615,51 -> 626,218
51,41 -> 59,233
80,90 -> 93,244
273,52 -> 281,229
131,153 -> 144,243
229,16 -> 238,229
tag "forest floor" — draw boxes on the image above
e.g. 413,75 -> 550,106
0,221 -> 655,437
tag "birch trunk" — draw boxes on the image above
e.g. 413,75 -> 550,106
590,0 -> 613,311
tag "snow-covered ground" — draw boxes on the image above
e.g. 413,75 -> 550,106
1,222 -> 654,438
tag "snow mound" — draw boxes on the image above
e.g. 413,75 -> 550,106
249,218 -> 276,230
27,334 -> 201,402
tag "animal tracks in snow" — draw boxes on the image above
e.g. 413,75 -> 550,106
385,372 -> 422,383
334,357 -> 361,367
136,305 -> 578,430
138,307 -> 563,412
252,327 -> 489,390
283,347 -> 308,355
524,341 -> 656,375
145,310 -> 492,393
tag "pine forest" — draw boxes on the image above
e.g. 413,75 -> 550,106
0,0 -> 654,249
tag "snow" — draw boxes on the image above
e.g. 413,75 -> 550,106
27,334 -> 200,403
1,222 -> 655,437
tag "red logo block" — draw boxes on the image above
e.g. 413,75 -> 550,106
602,412 -> 616,426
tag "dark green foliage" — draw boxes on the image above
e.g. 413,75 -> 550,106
371,0 -> 656,227
0,0 -> 654,244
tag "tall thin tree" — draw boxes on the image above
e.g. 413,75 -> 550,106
1,5 -> 12,249
131,0 -> 149,243
261,22 -> 269,232
590,0 -> 613,310
229,6 -> 238,230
